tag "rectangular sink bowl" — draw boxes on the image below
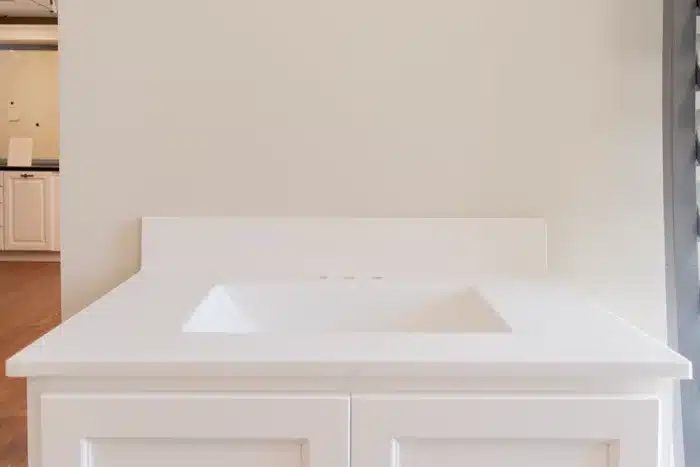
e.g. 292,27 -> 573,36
183,282 -> 511,334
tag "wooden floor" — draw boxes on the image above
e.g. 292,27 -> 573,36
0,263 -> 61,467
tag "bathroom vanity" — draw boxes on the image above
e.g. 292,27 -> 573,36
6,218 -> 691,467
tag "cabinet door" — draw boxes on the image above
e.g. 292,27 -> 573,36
41,393 -> 350,467
4,172 -> 51,251
352,396 -> 659,467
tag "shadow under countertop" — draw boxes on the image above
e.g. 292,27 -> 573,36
0,158 -> 59,172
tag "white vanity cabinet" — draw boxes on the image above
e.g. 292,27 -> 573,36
352,395 -> 658,467
33,387 -> 658,467
7,217 -> 689,467
2,171 -> 60,251
40,393 -> 350,467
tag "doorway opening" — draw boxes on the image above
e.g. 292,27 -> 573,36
0,7 -> 60,467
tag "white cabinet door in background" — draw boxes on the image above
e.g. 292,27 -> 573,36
352,396 -> 659,467
41,393 -> 350,467
3,171 -> 51,251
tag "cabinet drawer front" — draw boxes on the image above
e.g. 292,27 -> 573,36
41,393 -> 350,467
352,396 -> 659,467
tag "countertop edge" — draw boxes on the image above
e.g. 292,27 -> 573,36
6,273 -> 691,381
6,359 -> 692,380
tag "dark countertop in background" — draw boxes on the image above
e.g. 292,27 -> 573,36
0,159 -> 59,172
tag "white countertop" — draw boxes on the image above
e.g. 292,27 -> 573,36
6,271 -> 691,380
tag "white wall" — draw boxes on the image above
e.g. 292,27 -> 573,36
0,49 -> 60,159
59,1 -> 665,332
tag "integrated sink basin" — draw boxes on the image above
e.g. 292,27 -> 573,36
183,282 -> 511,333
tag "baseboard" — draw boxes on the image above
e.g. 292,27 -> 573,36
0,251 -> 60,262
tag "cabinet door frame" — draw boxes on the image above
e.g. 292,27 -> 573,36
48,173 -> 60,251
3,171 -> 51,251
352,395 -> 659,467
41,393 -> 350,467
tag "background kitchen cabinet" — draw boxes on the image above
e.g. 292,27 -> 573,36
3,172 -> 52,251
49,172 -> 60,251
0,173 -> 4,251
